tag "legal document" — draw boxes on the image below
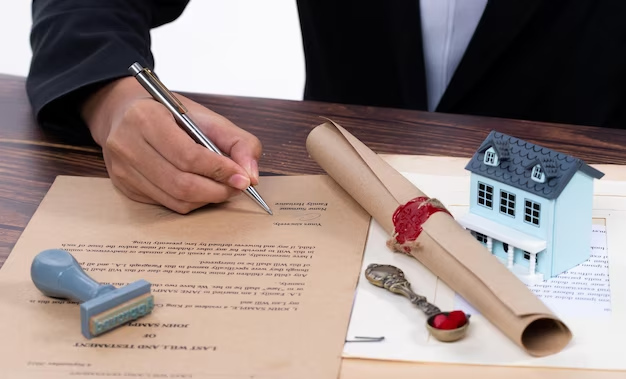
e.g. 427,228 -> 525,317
0,175 -> 371,379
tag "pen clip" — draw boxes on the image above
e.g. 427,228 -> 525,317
142,67 -> 188,114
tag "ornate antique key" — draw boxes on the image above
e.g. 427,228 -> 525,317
364,263 -> 470,342
365,263 -> 442,317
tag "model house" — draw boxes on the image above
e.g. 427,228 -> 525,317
457,131 -> 604,284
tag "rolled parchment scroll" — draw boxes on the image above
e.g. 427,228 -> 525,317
305,120 -> 572,357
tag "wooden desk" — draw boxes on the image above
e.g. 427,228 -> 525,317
1,73 -> 625,378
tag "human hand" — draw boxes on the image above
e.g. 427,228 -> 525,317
82,77 -> 261,214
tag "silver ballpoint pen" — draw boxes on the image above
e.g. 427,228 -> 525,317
128,62 -> 273,215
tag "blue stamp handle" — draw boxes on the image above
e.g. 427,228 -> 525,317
31,249 -> 115,303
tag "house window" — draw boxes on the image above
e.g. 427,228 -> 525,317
500,190 -> 516,217
477,182 -> 493,209
483,147 -> 498,166
531,165 -> 545,183
474,232 -> 487,243
524,200 -> 540,226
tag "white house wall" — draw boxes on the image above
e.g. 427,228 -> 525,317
468,173 -> 554,240
551,171 -> 594,277
468,172 -> 555,278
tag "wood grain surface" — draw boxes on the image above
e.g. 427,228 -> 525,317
2,73 -> 626,378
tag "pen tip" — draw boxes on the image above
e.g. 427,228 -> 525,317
243,186 -> 272,215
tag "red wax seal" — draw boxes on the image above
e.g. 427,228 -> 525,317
432,310 -> 468,330
392,196 -> 452,244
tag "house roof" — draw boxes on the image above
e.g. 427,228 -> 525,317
465,130 -> 605,200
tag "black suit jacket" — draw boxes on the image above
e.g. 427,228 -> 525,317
26,0 -> 626,141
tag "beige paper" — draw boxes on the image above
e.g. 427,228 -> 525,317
306,121 -> 572,357
0,174 -> 371,378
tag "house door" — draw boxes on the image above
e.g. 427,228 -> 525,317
523,250 -> 539,275
523,251 -> 538,264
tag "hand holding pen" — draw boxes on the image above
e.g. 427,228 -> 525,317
80,63 -> 270,215
129,62 -> 272,214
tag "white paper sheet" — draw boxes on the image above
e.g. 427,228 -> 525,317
343,172 -> 626,370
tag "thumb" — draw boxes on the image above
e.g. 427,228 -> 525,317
228,138 -> 262,185
182,100 -> 263,185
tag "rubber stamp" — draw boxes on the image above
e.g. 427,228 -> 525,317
30,248 -> 154,339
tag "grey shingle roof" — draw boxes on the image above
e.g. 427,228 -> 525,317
465,130 -> 604,200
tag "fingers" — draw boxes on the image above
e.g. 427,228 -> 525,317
103,101 -> 245,213
105,146 -> 229,214
102,152 -> 154,205
138,101 -> 255,189
180,99 -> 263,185
124,136 -> 240,205
105,123 -> 240,204
228,137 -> 261,185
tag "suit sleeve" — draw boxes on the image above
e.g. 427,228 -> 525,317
26,0 -> 190,139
